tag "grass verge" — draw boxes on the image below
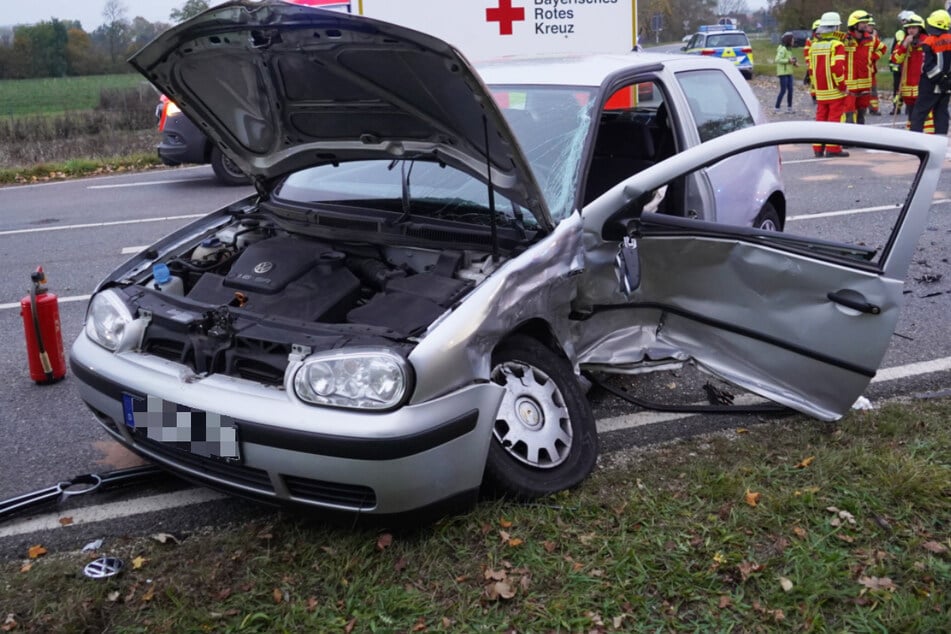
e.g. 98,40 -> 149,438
0,153 -> 162,186
2,398 -> 949,632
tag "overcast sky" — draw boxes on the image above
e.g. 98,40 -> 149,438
3,1 -> 186,31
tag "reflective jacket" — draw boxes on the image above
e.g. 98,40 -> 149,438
892,38 -> 925,98
920,31 -> 951,93
845,32 -> 877,92
809,36 -> 847,101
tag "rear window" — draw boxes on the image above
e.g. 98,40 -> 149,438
705,34 -> 750,48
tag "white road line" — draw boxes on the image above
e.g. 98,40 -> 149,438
0,488 -> 227,539
121,246 -> 147,254
788,198 -> 951,221
0,355 -> 946,535
87,178 -> 214,189
0,294 -> 90,311
0,214 -> 204,237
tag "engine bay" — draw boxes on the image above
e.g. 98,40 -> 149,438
138,215 -> 500,337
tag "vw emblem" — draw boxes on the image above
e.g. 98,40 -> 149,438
84,556 -> 124,579
253,261 -> 273,274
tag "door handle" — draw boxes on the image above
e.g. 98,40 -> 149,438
827,289 -> 881,315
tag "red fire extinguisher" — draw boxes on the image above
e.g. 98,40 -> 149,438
20,266 -> 67,385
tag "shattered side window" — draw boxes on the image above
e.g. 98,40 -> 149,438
676,69 -> 754,143
493,86 -> 597,223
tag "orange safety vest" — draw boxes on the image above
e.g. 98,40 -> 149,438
809,36 -> 847,101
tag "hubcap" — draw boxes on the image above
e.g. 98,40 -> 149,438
491,361 -> 572,469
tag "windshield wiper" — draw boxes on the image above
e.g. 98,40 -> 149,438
386,159 -> 415,225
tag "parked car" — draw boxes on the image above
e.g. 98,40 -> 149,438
70,1 -> 944,518
682,25 -> 755,79
156,95 -> 250,186
788,29 -> 812,48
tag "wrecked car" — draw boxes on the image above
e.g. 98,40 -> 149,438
70,1 -> 946,517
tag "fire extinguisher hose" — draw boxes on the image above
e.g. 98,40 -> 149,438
29,282 -> 54,383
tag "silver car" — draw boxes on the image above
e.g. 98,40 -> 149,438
70,1 -> 945,517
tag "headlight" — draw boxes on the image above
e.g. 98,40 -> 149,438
293,349 -> 410,410
84,290 -> 134,351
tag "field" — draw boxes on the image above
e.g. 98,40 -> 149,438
0,74 -> 151,118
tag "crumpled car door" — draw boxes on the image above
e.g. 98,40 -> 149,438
575,122 -> 946,420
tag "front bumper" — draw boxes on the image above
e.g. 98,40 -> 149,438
70,334 -> 504,515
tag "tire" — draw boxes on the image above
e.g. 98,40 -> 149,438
483,336 -> 598,499
753,202 -> 782,231
210,147 -> 250,186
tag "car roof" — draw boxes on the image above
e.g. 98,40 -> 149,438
475,52 -> 728,87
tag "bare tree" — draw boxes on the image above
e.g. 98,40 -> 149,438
101,0 -> 129,64
717,0 -> 751,17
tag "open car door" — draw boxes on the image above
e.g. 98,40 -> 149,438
576,122 -> 946,420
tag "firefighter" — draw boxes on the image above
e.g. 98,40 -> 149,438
809,12 -> 849,157
891,11 -> 914,114
910,10 -> 951,134
803,19 -> 822,104
867,16 -> 887,114
844,10 -> 877,124
892,14 -> 932,131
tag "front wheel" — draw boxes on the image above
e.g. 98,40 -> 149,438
483,336 -> 598,499
210,147 -> 249,186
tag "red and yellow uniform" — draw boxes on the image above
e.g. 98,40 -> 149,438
869,33 -> 887,113
809,33 -> 848,155
892,33 -> 934,131
804,35 -> 817,101
844,31 -> 877,122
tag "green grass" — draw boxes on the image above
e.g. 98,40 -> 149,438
3,398 -> 949,632
0,74 -> 147,117
0,152 -> 162,185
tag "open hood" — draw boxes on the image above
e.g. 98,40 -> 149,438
130,0 -> 552,229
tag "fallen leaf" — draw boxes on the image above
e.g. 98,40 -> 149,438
151,533 -> 180,545
718,595 -> 732,608
484,568 -> 506,581
216,588 -> 232,600
836,533 -> 855,544
771,609 -> 786,622
795,456 -> 815,469
272,588 -> 284,604
485,580 -> 516,600
306,596 -> 318,612
744,489 -> 761,507
2,614 -> 16,632
735,428 -> 749,434
779,577 -> 793,592
859,576 -> 896,591
27,545 -> 47,559
442,617 -> 452,628
344,618 -> 357,633
107,591 -> 120,603
376,533 -> 393,551
737,560 -> 762,581
394,557 -> 408,572
792,526 -> 808,540
922,541 -> 948,554
19,563 -> 32,574
507,537 -> 523,548
499,530 -> 511,543
543,540 -> 556,553
131,556 -> 148,570
141,586 -> 155,603
411,617 -> 427,631
499,517 -> 513,528
58,517 -> 73,527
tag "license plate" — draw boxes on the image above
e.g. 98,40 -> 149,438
122,393 -> 241,462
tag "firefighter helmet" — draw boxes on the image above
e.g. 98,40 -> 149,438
848,11 -> 872,27
898,10 -> 914,23
904,14 -> 926,29
812,19 -> 821,31
927,9 -> 951,31
817,12 -> 842,32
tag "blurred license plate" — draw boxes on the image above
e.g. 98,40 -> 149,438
122,393 -> 241,461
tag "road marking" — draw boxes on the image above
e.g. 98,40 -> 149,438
0,214 -> 204,237
122,246 -> 147,254
87,178 -> 217,189
0,355 -> 946,533
0,488 -> 227,539
788,198 -> 951,222
0,294 -> 90,311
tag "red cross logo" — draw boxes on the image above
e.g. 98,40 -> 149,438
486,0 -> 525,36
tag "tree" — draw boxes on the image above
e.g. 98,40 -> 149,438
170,0 -> 211,24
100,0 -> 129,64
717,0 -> 750,18
66,28 -> 102,76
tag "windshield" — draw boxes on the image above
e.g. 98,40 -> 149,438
275,159 -> 536,229
491,86 -> 597,222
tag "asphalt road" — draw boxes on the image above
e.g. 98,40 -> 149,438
1,143 -> 950,557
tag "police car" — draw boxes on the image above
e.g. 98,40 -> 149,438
682,25 -> 754,79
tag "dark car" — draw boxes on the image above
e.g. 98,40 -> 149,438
788,29 -> 812,47
155,95 -> 250,186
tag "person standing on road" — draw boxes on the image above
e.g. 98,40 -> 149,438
910,10 -> 951,134
892,14 -> 932,131
804,19 -> 821,104
843,10 -> 878,125
891,10 -> 914,114
775,32 -> 797,111
809,12 -> 850,157
867,16 -> 888,115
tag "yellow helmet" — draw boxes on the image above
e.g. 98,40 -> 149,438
905,14 -> 926,29
848,10 -> 872,27
812,19 -> 822,30
927,9 -> 951,31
